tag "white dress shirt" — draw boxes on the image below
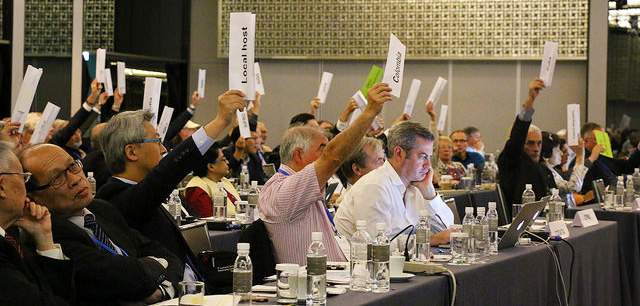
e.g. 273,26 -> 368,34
335,161 -> 453,245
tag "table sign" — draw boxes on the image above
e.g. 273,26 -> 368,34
142,77 -> 162,127
567,104 -> 580,146
12,65 -> 43,133
437,105 -> 448,132
96,48 -> 106,83
539,41 -> 558,87
316,72 -> 333,104
197,69 -> 206,98
117,62 -> 126,94
427,77 -> 448,107
229,12 -> 256,100
254,62 -> 265,95
572,208 -> 599,228
382,33 -> 406,97
29,102 -> 60,145
548,220 -> 570,238
157,106 -> 174,141
403,79 -> 421,116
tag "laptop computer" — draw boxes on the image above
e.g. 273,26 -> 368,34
262,163 -> 276,177
498,200 -> 547,250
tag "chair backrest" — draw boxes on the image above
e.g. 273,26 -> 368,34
593,179 -> 605,203
262,164 -> 276,177
469,189 -> 499,212
238,219 -> 277,283
444,198 -> 461,224
179,221 -> 212,255
495,184 -> 510,226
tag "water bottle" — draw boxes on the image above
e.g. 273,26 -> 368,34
87,172 -> 97,196
415,210 -> 431,262
350,220 -> 372,292
167,189 -> 182,226
371,223 -> 390,293
487,202 -> 499,255
213,182 -> 227,221
522,184 -> 536,204
239,165 -> 250,197
307,232 -> 327,305
462,207 -> 476,263
233,243 -> 253,305
475,207 -> 489,262
466,163 -> 476,190
247,181 -> 260,222
615,176 -> 625,209
547,189 -> 564,223
625,175 -> 635,208
633,168 -> 640,195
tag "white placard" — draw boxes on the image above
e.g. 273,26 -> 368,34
572,209 -> 599,228
403,79 -> 421,116
567,104 -> 580,146
316,72 -> 333,104
104,69 -> 114,96
352,90 -> 367,110
12,65 -> 44,133
539,41 -> 558,87
254,62 -> 265,95
29,102 -> 60,145
157,106 -> 174,141
229,12 -> 256,100
197,69 -> 206,98
548,220 -> 570,239
142,77 -> 162,127
427,77 -> 448,106
381,34 -> 406,97
236,108 -> 252,139
349,91 -> 382,130
620,114 -> 631,131
96,48 -> 106,83
347,108 -> 362,127
437,105 -> 448,132
117,61 -> 126,94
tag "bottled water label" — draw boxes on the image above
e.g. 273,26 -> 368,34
372,245 -> 389,262
233,271 -> 252,293
367,244 -> 373,261
462,224 -> 472,236
473,224 -> 483,240
248,194 -> 259,205
416,228 -> 428,244
488,219 -> 498,231
307,256 -> 326,275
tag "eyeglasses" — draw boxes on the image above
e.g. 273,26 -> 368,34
32,160 -> 83,191
0,172 -> 32,183
131,137 -> 162,145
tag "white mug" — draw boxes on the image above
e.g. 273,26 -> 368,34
389,255 -> 405,277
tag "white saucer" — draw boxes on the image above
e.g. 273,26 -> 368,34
390,272 -> 415,282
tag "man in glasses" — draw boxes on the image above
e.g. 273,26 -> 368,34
0,141 -> 74,305
223,122 -> 268,184
96,90 -> 246,292
21,143 -> 184,304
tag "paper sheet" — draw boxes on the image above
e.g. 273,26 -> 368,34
566,104 -> 580,146
104,69 -> 114,96
142,77 -> 162,127
96,48 -> 106,83
228,12 -> 256,100
349,90 -> 382,130
197,69 -> 206,98
437,105 -> 449,132
116,61 -> 126,94
12,65 -> 44,133
539,41 -> 558,87
427,77 -> 448,107
157,106 -> 174,141
403,79 -> 421,116
361,65 -> 384,97
236,108 -> 252,139
316,72 -> 333,104
29,102 -> 60,145
381,34 -> 406,97
254,62 -> 265,95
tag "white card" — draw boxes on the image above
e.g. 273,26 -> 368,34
352,90 -> 368,110
157,106 -> 174,141
347,108 -> 362,127
548,220 -> 570,239
539,41 -> 558,87
381,33 -> 406,97
620,114 -> 631,131
254,62 -> 265,95
437,105 -> 448,132
572,209 -> 599,228
403,79 -> 421,116
236,108 -> 252,139
12,65 -> 44,133
104,69 -> 114,97
96,48 -> 106,83
228,12 -> 256,100
316,72 -> 333,104
350,91 -> 382,130
29,102 -> 60,145
142,77 -> 162,127
427,77 -> 448,107
116,61 -> 126,94
567,104 -> 580,146
197,69 -> 206,98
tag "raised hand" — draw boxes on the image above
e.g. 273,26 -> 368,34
216,90 -> 246,124
339,98 -> 359,122
191,91 -> 201,109
309,97 -> 321,115
366,83 -> 392,115
87,78 -> 103,106
426,101 -> 436,121
113,88 -> 124,110
527,78 -> 545,103
0,122 -> 23,151
392,113 -> 410,127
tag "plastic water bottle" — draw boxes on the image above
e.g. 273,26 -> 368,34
233,243 -> 253,305
87,172 -> 97,196
625,175 -> 635,208
633,168 -> 640,195
371,223 -> 390,293
473,207 -> 488,263
522,184 -> 536,204
350,220 -> 372,292
462,207 -> 477,263
487,202 -> 499,255
415,210 -> 431,262
466,163 -> 476,190
167,189 -> 182,226
239,165 -> 250,196
247,181 -> 260,222
213,182 -> 227,221
547,189 -> 564,223
306,232 -> 327,305
615,176 -> 625,209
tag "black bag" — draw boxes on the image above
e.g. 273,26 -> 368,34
198,250 -> 236,294
238,219 -> 277,284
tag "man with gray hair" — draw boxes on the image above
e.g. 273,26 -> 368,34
335,121 -> 453,246
259,83 -> 392,265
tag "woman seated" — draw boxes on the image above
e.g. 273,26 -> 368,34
436,136 -> 466,184
185,144 -> 240,217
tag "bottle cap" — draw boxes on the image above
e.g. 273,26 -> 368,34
376,223 -> 386,231
628,175 -> 634,180
311,232 -> 322,241
488,202 -> 496,209
276,263 -> 300,271
251,181 -> 258,188
356,220 -> 366,229
465,207 -> 474,214
551,188 -> 559,195
477,207 -> 485,214
88,172 -> 94,177
525,184 -> 532,189
419,210 -> 429,217
618,176 -> 624,180
635,168 -> 639,173
237,243 -> 250,251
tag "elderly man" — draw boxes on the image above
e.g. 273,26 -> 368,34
450,130 -> 485,168
223,123 -> 268,184
335,122 -> 453,245
21,144 -> 183,304
96,90 -> 245,289
0,141 -> 74,305
464,126 -> 485,157
260,83 -> 391,265
498,79 -> 555,218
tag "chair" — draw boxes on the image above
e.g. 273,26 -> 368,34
238,219 -> 277,284
592,179 -> 605,204
441,191 -> 473,221
495,184 -> 510,226
179,221 -> 212,255
444,198 -> 461,224
469,189 -> 500,212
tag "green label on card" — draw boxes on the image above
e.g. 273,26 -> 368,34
361,65 -> 384,97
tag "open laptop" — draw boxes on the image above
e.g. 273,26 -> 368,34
262,163 -> 276,177
498,200 -> 547,250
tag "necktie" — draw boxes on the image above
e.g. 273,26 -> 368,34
84,214 -> 117,252
5,235 -> 23,258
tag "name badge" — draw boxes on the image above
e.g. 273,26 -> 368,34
572,209 -> 599,228
334,235 -> 350,260
548,220 -> 570,239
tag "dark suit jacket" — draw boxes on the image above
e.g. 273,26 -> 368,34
163,109 -> 193,150
82,150 -> 110,190
51,199 -> 183,304
576,149 -> 640,194
223,146 -> 268,185
50,106 -> 92,160
95,137 -> 205,280
0,232 -> 74,305
498,116 -> 556,219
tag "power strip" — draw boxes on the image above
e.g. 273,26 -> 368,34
404,261 -> 448,275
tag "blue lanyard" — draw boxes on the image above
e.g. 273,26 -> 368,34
278,168 -> 336,229
90,236 -> 128,257
278,169 -> 290,176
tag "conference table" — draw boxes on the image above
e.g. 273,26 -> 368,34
567,204 -> 640,306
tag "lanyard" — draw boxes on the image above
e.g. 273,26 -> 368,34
278,169 -> 290,176
90,236 -> 128,257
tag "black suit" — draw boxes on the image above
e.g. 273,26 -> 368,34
50,106 -> 92,160
223,146 -> 268,185
163,109 -> 193,150
576,149 -> 640,194
51,199 -> 183,304
96,137 -> 206,283
82,150 -> 110,190
0,232 -> 74,305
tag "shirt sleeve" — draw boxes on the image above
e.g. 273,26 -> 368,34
36,244 -> 69,260
191,127 -> 216,155
517,107 -> 535,122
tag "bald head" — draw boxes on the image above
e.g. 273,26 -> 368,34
91,123 -> 107,151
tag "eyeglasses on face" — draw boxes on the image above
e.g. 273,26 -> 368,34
0,172 -> 32,183
32,159 -> 83,191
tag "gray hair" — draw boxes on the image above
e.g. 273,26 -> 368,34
101,110 -> 155,175
528,124 -> 541,135
279,126 -> 325,165
387,121 -> 435,157
0,141 -> 15,171
340,137 -> 383,179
